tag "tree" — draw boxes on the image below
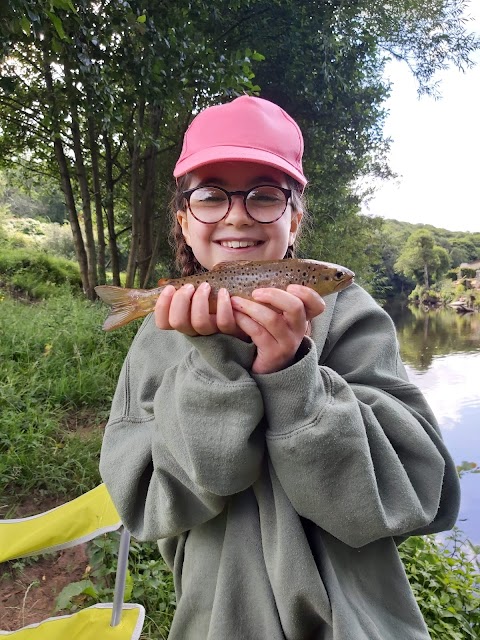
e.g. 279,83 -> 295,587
395,229 -> 451,287
0,0 -> 262,296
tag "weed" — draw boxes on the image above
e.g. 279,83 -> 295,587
56,532 -> 176,639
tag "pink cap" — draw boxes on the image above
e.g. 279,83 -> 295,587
173,96 -> 307,188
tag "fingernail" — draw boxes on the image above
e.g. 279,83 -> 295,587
199,281 -> 210,292
183,283 -> 195,292
162,285 -> 176,296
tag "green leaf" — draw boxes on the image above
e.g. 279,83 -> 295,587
124,568 -> 134,601
52,0 -> 75,11
54,580 -> 98,612
20,16 -> 31,36
137,15 -> 147,23
46,11 -> 67,40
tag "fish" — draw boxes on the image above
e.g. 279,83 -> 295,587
95,258 -> 355,331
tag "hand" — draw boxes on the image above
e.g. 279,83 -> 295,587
230,285 -> 325,374
154,282 -> 246,339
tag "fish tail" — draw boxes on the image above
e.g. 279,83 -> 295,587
95,285 -> 151,331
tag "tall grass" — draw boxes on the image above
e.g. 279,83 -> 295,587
0,290 -> 137,506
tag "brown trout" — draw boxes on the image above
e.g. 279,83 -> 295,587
95,259 -> 354,331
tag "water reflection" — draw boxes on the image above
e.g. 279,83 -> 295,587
385,304 -> 480,544
386,303 -> 480,370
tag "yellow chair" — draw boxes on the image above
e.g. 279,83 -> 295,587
0,484 -> 145,639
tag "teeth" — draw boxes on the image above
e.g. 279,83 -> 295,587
221,240 -> 259,248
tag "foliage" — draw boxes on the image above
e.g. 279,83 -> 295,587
0,168 -> 67,223
0,247 -> 82,298
399,532 -> 480,639
395,229 -> 452,287
56,533 -> 175,638
0,0 -> 478,294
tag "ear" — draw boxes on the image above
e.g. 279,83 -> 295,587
289,210 -> 303,246
176,210 -> 192,247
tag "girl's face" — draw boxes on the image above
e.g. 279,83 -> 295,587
177,161 -> 302,270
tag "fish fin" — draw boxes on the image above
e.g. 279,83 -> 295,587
95,285 -> 147,331
157,277 -> 174,286
211,260 -> 253,270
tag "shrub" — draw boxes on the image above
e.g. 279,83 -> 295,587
0,248 -> 82,298
400,532 -> 480,639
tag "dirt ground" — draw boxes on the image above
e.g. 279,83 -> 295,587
0,544 -> 88,630
0,492 -> 91,630
0,413 -> 104,633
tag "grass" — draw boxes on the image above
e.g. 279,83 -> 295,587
1,271 -> 478,639
0,285 -> 175,638
0,291 -> 136,507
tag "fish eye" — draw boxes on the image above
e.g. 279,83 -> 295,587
334,271 -> 345,280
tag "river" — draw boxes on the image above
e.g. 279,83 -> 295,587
385,302 -> 480,545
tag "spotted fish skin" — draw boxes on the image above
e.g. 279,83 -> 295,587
95,259 -> 354,331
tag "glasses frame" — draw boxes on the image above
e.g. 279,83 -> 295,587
182,184 -> 292,224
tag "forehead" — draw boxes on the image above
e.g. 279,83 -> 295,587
189,161 -> 288,188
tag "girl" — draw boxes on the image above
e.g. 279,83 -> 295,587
100,96 -> 460,639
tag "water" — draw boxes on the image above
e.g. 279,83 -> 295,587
385,302 -> 480,544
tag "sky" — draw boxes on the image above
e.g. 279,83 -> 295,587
361,3 -> 480,234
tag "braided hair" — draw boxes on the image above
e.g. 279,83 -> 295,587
170,173 -> 306,277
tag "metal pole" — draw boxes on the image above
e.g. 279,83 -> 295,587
110,526 -> 131,627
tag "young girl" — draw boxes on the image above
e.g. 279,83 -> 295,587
100,96 -> 460,639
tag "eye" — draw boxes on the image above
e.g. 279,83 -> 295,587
334,271 -> 345,280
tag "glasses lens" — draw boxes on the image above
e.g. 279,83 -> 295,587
188,187 -> 229,222
246,186 -> 287,222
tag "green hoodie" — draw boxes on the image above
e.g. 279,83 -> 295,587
100,283 -> 460,639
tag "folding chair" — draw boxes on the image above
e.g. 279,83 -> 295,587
0,484 -> 145,638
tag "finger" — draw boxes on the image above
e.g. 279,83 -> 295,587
231,296 -> 290,341
168,284 -> 197,335
216,288 -> 236,333
233,310 -> 295,375
232,309 -> 272,343
190,282 -> 218,335
251,287 -> 307,330
154,285 -> 176,329
285,285 -> 325,320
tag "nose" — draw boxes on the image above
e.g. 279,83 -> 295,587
224,195 -> 254,226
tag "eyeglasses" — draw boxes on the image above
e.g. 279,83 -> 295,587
182,185 -> 292,224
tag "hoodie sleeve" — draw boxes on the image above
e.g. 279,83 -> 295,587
252,285 -> 460,548
99,315 -> 265,541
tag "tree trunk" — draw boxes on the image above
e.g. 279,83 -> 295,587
125,99 -> 145,288
103,134 -> 121,286
88,114 -> 106,285
423,262 -> 429,288
138,104 -> 162,287
42,44 -> 90,294
64,63 -> 97,299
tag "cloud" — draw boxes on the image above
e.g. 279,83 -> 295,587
405,353 -> 480,429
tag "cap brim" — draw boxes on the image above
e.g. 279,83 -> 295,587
173,145 -> 307,188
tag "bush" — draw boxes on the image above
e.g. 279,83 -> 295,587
0,247 -> 82,298
400,532 -> 480,639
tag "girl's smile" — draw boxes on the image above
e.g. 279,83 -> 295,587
177,161 -> 302,271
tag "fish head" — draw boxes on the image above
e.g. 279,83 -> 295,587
304,260 -> 355,295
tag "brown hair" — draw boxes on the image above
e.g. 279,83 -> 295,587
170,173 -> 307,276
